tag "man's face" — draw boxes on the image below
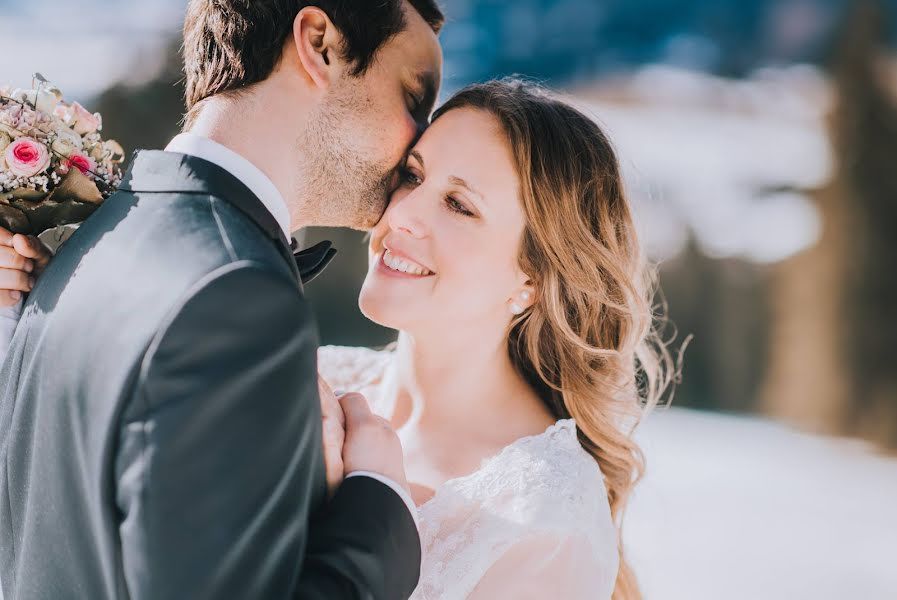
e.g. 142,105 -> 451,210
301,3 -> 443,230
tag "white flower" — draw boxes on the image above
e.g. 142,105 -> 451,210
104,139 -> 124,160
88,143 -> 106,161
12,87 -> 61,115
0,103 -> 38,137
51,125 -> 83,157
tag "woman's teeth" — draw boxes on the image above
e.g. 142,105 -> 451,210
383,250 -> 432,276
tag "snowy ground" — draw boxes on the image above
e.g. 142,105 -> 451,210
625,408 -> 897,599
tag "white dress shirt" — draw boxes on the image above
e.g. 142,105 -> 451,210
0,135 -> 418,529
165,133 -> 292,240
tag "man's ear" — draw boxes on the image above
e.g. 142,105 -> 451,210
291,6 -> 344,90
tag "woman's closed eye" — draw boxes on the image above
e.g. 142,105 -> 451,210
398,166 -> 476,219
444,195 -> 475,217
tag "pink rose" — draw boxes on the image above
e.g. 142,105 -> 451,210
71,102 -> 100,135
4,137 -> 51,178
66,152 -> 97,178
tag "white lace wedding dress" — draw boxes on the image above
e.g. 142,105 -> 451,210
318,345 -> 620,599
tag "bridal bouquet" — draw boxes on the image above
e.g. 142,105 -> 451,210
0,74 -> 125,235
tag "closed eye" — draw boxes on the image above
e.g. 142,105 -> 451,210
398,166 -> 476,218
445,195 -> 475,217
407,92 -> 420,113
398,166 -> 422,187
407,92 -> 428,122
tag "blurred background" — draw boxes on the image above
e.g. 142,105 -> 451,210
3,0 -> 895,597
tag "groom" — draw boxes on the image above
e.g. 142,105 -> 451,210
0,1 -> 443,599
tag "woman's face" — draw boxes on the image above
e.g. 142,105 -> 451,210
359,108 -> 534,335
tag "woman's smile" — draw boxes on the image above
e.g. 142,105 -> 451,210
376,249 -> 436,279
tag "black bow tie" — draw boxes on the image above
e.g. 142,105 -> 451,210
291,239 -> 338,284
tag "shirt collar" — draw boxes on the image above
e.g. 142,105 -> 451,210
165,133 -> 292,240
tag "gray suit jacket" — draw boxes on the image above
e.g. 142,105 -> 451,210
0,151 -> 421,600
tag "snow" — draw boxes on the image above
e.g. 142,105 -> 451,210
626,408 -> 897,599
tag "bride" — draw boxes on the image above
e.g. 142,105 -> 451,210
0,79 -> 675,599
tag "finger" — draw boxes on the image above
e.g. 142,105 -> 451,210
318,375 -> 335,399
338,393 -> 373,429
0,246 -> 32,272
0,289 -> 22,308
319,381 -> 346,430
0,268 -> 34,293
0,228 -> 13,248
12,235 -> 50,269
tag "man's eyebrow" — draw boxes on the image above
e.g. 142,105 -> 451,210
449,175 -> 485,202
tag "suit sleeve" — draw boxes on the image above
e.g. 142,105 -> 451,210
113,262 -> 421,600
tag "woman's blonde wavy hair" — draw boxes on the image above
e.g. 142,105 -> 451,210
433,79 -> 680,599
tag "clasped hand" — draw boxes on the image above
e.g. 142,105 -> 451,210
317,377 -> 409,499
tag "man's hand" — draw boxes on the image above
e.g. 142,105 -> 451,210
318,377 -> 346,499
339,393 -> 409,493
0,228 -> 50,308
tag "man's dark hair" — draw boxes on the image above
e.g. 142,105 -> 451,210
183,0 -> 444,109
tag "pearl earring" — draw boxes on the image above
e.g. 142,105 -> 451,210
520,291 -> 532,302
510,303 -> 524,315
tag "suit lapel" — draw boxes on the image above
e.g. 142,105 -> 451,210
119,150 -> 301,281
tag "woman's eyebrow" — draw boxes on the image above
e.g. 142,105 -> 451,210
409,151 -> 485,203
449,176 -> 485,203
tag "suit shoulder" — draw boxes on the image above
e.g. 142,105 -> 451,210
154,260 -> 308,340
130,260 -> 314,414
74,190 -> 294,289
153,192 -> 286,263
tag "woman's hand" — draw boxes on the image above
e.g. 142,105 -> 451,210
0,228 -> 51,308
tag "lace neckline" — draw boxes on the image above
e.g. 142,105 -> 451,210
416,418 -> 577,514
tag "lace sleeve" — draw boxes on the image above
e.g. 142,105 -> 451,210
317,345 -> 393,416
0,299 -> 23,366
466,532 -> 618,600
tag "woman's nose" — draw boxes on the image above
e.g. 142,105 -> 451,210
386,189 -> 428,239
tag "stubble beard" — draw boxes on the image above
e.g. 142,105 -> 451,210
297,85 -> 393,230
